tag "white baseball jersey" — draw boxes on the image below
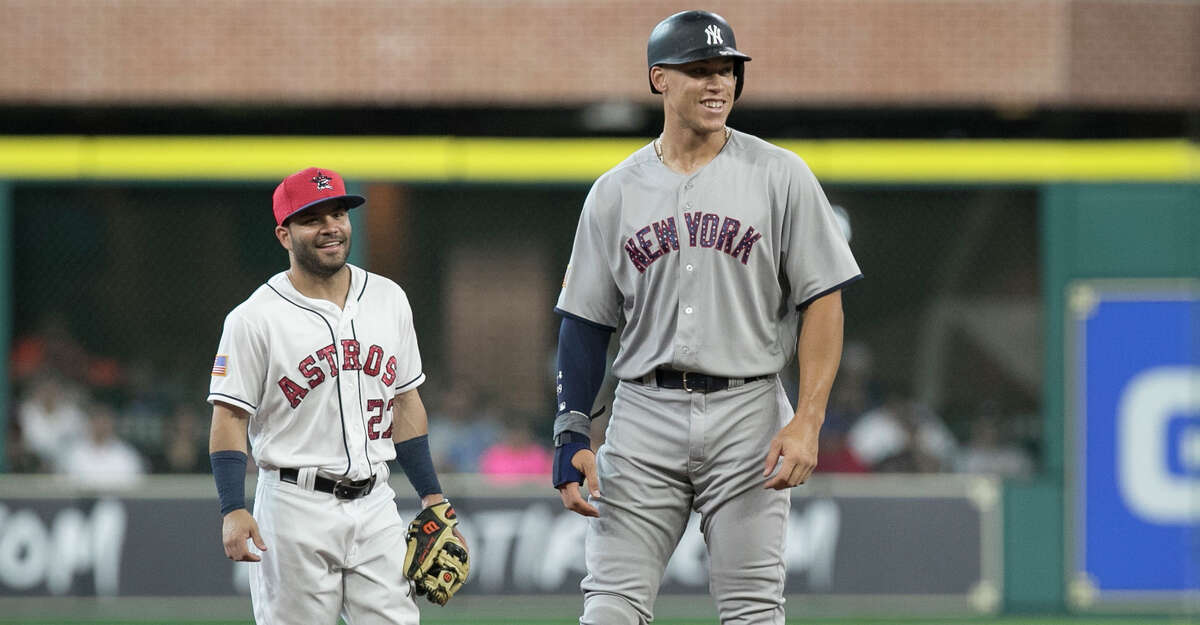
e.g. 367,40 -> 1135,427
556,129 -> 862,380
208,264 -> 424,481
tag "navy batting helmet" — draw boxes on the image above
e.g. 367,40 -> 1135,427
647,10 -> 751,100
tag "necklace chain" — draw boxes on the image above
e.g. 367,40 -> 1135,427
655,127 -> 732,163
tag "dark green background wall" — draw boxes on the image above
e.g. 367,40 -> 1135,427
1005,183 -> 1199,612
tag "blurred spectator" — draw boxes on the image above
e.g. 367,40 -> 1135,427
849,394 -> 957,472
58,402 -> 146,488
955,403 -> 1035,478
119,358 -> 170,457
10,312 -> 89,384
161,403 -> 211,473
478,412 -> 552,484
16,373 -> 88,471
872,409 -> 944,473
426,381 -> 501,473
11,312 -> 123,389
4,417 -> 40,473
828,340 -> 882,421
816,414 -> 868,474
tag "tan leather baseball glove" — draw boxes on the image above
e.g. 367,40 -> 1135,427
403,500 -> 469,605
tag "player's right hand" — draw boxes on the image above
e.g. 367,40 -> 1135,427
221,508 -> 267,562
557,449 -> 600,518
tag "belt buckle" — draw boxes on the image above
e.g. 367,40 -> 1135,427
333,474 -> 376,500
682,371 -> 694,393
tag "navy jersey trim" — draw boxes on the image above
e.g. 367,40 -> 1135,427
797,274 -> 864,310
267,282 -> 354,477
554,307 -> 618,333
210,393 -> 257,411
356,270 -> 369,301
394,372 -> 423,392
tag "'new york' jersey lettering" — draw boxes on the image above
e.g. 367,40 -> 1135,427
556,130 -> 861,379
625,211 -> 760,272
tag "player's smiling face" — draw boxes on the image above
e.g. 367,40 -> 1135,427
279,201 -> 352,279
655,58 -> 736,134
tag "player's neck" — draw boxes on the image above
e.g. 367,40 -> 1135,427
286,265 -> 351,309
656,124 -> 731,175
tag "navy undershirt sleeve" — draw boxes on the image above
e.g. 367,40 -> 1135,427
555,314 -> 613,418
551,314 -> 613,489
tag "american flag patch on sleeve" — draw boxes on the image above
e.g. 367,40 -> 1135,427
211,354 -> 228,376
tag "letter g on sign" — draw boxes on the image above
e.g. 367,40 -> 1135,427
1118,366 -> 1200,524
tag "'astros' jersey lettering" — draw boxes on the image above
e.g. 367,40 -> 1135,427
556,130 -> 861,379
208,264 -> 424,480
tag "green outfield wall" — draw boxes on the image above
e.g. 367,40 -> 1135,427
1008,183 -> 1199,613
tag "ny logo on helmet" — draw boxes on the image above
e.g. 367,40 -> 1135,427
311,172 -> 333,190
705,24 -> 723,45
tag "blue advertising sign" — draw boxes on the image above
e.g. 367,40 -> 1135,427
1067,280 -> 1200,610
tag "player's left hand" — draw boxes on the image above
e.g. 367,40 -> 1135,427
404,501 -> 470,605
762,416 -> 821,489
557,448 -> 600,517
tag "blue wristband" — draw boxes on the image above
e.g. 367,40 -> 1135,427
394,435 -> 442,498
552,441 -> 590,489
210,450 -> 247,516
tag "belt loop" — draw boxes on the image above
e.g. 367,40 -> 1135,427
643,372 -> 657,387
299,467 -> 318,491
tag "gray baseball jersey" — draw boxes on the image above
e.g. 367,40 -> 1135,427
558,130 -> 860,624
556,129 -> 861,379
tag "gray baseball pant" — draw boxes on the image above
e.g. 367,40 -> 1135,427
580,376 -> 792,625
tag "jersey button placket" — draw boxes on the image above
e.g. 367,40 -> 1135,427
676,179 -> 699,366
338,318 -> 364,477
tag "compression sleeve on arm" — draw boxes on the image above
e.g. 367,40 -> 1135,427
210,450 -> 248,516
394,435 -> 442,498
552,314 -> 613,441
551,314 -> 613,488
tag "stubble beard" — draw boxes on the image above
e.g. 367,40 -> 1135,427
293,237 -> 351,279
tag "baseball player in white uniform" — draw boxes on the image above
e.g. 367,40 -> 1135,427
551,11 -> 862,625
208,167 -> 459,624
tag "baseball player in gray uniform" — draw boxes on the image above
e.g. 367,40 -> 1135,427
208,167 -> 466,624
551,11 -> 861,625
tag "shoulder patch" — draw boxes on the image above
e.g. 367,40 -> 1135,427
211,354 -> 228,377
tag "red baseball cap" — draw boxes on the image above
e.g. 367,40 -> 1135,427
272,167 -> 366,226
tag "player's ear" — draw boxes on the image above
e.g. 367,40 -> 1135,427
275,224 -> 292,251
650,66 -> 669,94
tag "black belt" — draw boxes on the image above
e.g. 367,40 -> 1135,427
279,468 -> 377,500
641,369 -> 771,393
